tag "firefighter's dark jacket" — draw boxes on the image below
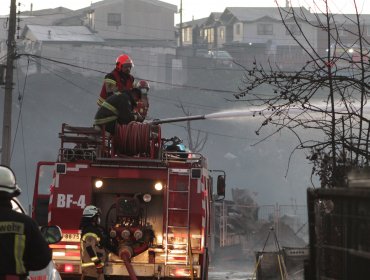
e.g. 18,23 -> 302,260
0,199 -> 52,276
94,91 -> 138,134
97,69 -> 134,106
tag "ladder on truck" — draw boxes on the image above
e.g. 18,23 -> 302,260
165,168 -> 192,265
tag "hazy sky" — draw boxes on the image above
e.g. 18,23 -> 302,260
1,0 -> 370,22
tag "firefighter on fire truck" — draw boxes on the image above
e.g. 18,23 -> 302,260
79,205 -> 110,280
97,54 -> 135,107
132,80 -> 150,120
93,89 -> 144,135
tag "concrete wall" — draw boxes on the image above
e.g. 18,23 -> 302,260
92,0 -> 176,41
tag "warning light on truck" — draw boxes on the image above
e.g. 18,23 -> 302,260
94,179 -> 103,189
154,182 -> 163,191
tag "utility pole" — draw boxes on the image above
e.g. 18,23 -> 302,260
1,0 -> 17,166
179,0 -> 183,47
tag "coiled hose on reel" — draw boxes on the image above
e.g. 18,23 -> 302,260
113,122 -> 161,157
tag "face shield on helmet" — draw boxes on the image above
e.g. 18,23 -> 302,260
116,54 -> 134,73
0,165 -> 21,198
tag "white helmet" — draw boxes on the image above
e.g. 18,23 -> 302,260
83,205 -> 101,218
0,165 -> 21,197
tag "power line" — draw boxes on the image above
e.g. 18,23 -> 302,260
16,42 -> 247,73
21,55 -> 228,115
12,57 -> 30,207
17,56 -> 251,142
18,53 -> 240,95
27,56 -> 99,96
17,53 -> 106,74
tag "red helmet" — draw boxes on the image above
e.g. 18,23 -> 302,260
115,54 -> 134,71
133,80 -> 150,94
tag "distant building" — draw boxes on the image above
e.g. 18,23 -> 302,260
4,2 -> 370,85
5,0 -> 179,87
177,7 -> 318,69
177,6 -> 370,70
20,25 -> 105,74
58,0 -> 177,47
178,17 -> 208,48
0,7 -> 73,63
316,13 -> 370,59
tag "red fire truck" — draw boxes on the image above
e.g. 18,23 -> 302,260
32,122 -> 225,279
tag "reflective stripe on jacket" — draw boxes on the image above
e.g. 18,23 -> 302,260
94,92 -> 137,134
80,229 -> 106,278
0,203 -> 51,276
101,101 -> 118,115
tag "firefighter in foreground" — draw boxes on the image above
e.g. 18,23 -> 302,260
97,53 -> 135,107
0,165 -> 52,279
80,205 -> 110,280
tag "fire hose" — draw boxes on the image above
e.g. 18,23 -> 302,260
113,122 -> 154,156
118,243 -> 149,280
119,247 -> 137,280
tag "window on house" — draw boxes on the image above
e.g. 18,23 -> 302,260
257,23 -> 273,35
235,24 -> 241,35
183,27 -> 191,42
286,24 -> 301,36
207,28 -> 214,43
220,28 -> 225,40
107,13 -> 121,26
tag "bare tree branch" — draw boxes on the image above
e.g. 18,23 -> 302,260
235,0 -> 370,188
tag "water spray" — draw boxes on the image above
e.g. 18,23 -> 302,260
149,103 -> 370,125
